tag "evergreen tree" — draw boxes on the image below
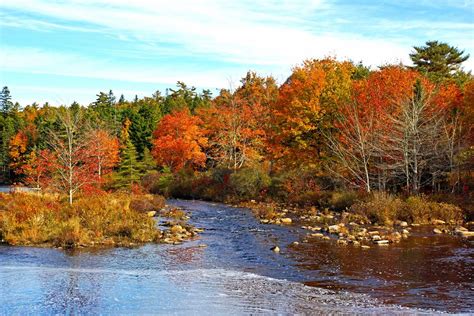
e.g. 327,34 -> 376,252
141,147 -> 156,173
118,94 -> 126,104
0,86 -> 13,116
410,41 -> 470,83
114,118 -> 141,189
115,138 -> 141,188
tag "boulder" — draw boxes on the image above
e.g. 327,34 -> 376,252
433,228 -> 443,234
170,225 -> 184,234
458,231 -> 474,238
281,218 -> 292,224
399,221 -> 408,227
455,226 -> 468,233
371,235 -> 381,241
328,225 -> 340,234
337,239 -> 348,245
432,219 -> 446,225
374,240 -> 389,245
271,246 -> 280,253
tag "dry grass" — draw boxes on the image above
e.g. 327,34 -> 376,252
0,192 -> 164,248
351,192 -> 464,225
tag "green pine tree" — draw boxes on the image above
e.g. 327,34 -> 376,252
114,138 -> 141,189
410,41 -> 470,83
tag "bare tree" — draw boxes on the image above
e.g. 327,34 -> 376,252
384,81 -> 446,194
324,99 -> 378,193
48,107 -> 93,205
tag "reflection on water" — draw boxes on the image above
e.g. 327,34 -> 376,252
0,199 -> 472,314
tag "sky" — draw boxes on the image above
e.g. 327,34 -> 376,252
0,0 -> 473,105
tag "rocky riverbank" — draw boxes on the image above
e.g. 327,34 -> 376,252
240,200 -> 474,249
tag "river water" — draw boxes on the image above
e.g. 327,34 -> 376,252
0,199 -> 472,314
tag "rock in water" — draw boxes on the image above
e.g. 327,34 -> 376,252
328,225 -> 340,233
281,218 -> 292,224
271,246 -> 280,253
433,228 -> 443,234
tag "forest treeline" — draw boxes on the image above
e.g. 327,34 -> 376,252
0,41 -> 473,208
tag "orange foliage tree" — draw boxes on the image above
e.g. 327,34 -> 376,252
85,129 -> 120,179
20,149 -> 54,189
200,72 -> 278,170
271,58 -> 354,168
152,108 -> 207,172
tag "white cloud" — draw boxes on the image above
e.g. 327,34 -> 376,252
1,0 -> 472,105
0,0 -> 426,68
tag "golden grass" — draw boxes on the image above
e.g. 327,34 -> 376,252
0,192 -> 164,248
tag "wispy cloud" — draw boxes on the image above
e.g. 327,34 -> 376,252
1,0 -> 472,104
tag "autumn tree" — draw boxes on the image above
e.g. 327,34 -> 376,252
272,58 -> 354,169
152,108 -> 207,172
47,108 -> 94,204
85,129 -> 120,180
201,73 -> 277,170
20,149 -> 54,190
324,98 -> 378,192
8,131 -> 29,179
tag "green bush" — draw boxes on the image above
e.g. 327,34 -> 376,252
229,167 -> 271,199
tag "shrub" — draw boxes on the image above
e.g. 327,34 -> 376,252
229,167 -> 271,200
351,192 -> 404,225
351,192 -> 464,225
405,196 -> 463,224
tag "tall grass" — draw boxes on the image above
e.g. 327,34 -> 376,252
0,192 -> 164,248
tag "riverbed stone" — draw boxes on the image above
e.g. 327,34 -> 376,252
361,245 -> 370,249
337,239 -> 348,245
458,231 -> 474,238
433,228 -> 443,234
147,211 -> 157,217
170,225 -> 184,234
271,246 -> 280,253
281,218 -> 292,224
399,221 -> 408,227
432,219 -> 446,225
374,240 -> 389,245
371,235 -> 381,241
328,225 -> 340,233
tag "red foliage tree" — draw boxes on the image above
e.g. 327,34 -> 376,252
152,109 -> 207,172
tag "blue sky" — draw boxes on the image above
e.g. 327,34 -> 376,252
1,0 -> 473,105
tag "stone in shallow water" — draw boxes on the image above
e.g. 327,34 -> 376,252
281,218 -> 292,224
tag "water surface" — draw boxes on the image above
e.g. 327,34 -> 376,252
0,199 -> 472,314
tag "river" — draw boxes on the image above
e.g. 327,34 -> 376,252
0,199 -> 472,314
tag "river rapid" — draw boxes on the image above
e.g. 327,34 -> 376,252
0,199 -> 472,314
